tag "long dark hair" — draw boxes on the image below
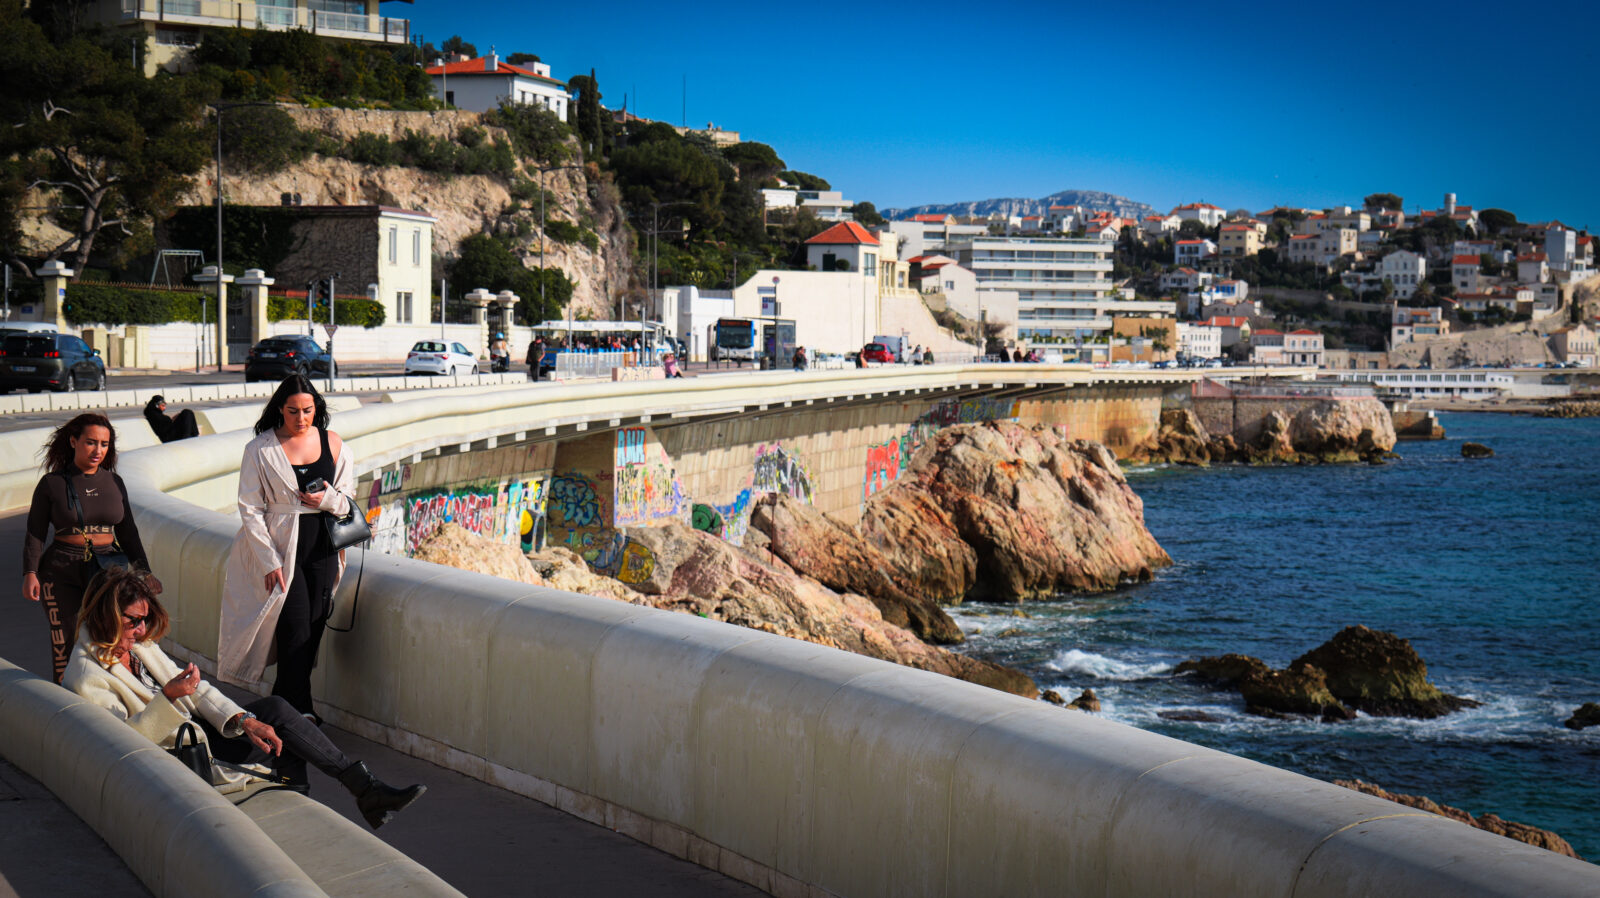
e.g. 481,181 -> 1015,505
41,413 -> 117,473
254,374 -> 330,435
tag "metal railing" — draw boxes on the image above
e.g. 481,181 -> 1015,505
553,349 -> 660,379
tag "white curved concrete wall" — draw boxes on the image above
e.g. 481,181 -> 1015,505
0,660 -> 326,898
97,373 -> 1599,897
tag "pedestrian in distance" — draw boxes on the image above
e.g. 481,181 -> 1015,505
219,376 -> 355,720
527,338 -> 545,382
792,346 -> 807,371
22,414 -> 158,683
662,352 -> 684,378
142,395 -> 199,443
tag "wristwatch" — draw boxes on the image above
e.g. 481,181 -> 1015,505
229,710 -> 258,736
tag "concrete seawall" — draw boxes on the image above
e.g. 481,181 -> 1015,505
75,374 -> 1600,897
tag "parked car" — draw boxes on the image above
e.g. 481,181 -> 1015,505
405,340 -> 479,376
244,335 -> 334,382
859,342 -> 895,364
0,331 -> 105,393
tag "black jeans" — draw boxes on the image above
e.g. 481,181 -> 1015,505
273,522 -> 337,715
200,695 -> 352,786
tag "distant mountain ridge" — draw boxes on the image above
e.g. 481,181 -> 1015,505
884,189 -> 1156,222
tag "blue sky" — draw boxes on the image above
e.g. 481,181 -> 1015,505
405,1 -> 1595,225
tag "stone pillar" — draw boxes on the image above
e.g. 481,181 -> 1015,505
495,290 -> 519,333
35,260 -> 73,331
466,288 -> 495,359
124,325 -> 151,369
192,265 -> 234,370
234,268 -> 274,350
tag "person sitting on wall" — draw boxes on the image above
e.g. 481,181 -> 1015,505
662,352 -> 684,378
143,395 -> 199,443
63,567 -> 427,829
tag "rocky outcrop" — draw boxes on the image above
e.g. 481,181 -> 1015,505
1130,400 -> 1396,466
747,494 -> 962,644
1065,688 -> 1101,712
1335,780 -> 1581,859
1293,625 -> 1481,718
1177,627 -> 1479,721
1461,441 -> 1495,458
859,422 -> 1171,602
1564,702 -> 1600,730
1540,400 -> 1600,418
414,522 -> 544,585
620,523 -> 1038,698
854,487 -> 976,604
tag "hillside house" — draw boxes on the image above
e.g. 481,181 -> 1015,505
1548,324 -> 1597,366
1391,306 -> 1449,346
1172,203 -> 1225,227
427,52 -> 568,117
1451,255 -> 1483,292
806,222 -> 879,273
1175,239 -> 1217,266
1218,224 -> 1263,257
1284,329 -> 1324,366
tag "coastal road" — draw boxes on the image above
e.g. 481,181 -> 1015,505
0,510 -> 764,897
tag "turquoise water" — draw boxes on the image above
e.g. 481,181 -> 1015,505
951,412 -> 1600,857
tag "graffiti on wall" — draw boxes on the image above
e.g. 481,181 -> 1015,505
751,444 -> 813,503
612,427 -> 688,528
690,503 -> 724,537
861,395 -> 1021,503
405,486 -> 498,554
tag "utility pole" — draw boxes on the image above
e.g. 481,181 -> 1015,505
209,101 -> 273,372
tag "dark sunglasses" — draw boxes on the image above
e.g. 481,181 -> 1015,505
122,613 -> 153,630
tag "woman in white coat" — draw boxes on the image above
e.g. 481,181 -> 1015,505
66,567 -> 424,828
220,375 -> 353,718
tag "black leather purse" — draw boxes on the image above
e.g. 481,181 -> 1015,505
168,722 -> 216,783
322,495 -> 372,551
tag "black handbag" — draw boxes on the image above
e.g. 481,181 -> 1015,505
62,472 -> 131,575
168,722 -> 216,783
322,496 -> 372,551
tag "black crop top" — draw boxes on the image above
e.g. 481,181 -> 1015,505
22,467 -> 150,574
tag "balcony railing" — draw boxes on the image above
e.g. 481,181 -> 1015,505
118,0 -> 409,43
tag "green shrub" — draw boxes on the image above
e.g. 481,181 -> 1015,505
64,283 -> 208,326
345,132 -> 398,166
267,295 -> 386,328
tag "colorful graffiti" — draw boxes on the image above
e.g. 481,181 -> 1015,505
548,472 -> 603,529
405,487 -> 498,554
864,439 -> 902,500
711,489 -> 755,545
690,503 -> 724,537
751,444 -> 813,502
615,541 -> 656,584
615,427 -> 648,467
379,465 -> 409,494
614,463 -> 687,527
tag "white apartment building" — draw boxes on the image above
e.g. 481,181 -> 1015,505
1174,239 -> 1217,266
888,217 -> 989,258
1380,250 -> 1426,299
764,188 -> 854,221
949,236 -> 1173,348
1172,202 -> 1225,227
427,53 -> 568,117
1284,329 -> 1325,367
1177,322 -> 1222,359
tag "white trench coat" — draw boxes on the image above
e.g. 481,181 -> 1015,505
219,428 -> 353,686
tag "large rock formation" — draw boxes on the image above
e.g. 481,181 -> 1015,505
1565,703 -> 1600,730
854,487 -> 977,604
1176,627 -> 1479,721
1130,400 -> 1396,465
413,522 -> 543,585
746,494 -> 962,644
1335,780 -> 1581,859
1293,625 -> 1480,718
859,422 -> 1171,602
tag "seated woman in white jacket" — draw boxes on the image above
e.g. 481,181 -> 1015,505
62,566 -> 425,829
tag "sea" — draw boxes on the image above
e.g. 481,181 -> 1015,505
949,412 -> 1600,857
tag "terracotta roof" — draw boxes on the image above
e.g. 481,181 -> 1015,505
910,214 -> 947,223
1254,329 -> 1283,336
1452,255 -> 1481,265
1220,224 -> 1253,231
1517,253 -> 1546,262
425,57 -> 566,87
1289,235 -> 1318,241
1290,329 -> 1320,335
806,221 -> 880,246
1174,202 -> 1222,211
1202,316 -> 1248,327
1176,239 -> 1208,245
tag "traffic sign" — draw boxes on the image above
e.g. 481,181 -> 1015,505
322,323 -> 339,337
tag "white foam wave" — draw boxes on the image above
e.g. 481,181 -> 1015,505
1046,649 -> 1171,680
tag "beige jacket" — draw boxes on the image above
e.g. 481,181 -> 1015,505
218,428 -> 352,686
63,634 -> 246,750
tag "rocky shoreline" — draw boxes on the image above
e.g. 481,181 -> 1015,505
1126,400 -> 1398,467
1335,780 -> 1581,859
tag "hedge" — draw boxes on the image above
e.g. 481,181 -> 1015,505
59,283 -> 383,328
267,295 -> 386,328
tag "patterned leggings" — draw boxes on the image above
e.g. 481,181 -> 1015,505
38,542 -> 95,683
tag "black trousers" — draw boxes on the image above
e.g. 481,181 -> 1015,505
39,542 -> 97,683
198,695 -> 353,786
273,521 -> 337,715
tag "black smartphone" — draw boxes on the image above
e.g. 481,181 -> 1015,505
303,477 -> 326,492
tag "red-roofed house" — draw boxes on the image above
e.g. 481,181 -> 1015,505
1172,203 -> 1226,227
1517,252 -> 1549,284
1142,213 -> 1182,237
806,222 -> 880,274
911,214 -> 954,224
1174,238 -> 1217,266
1219,223 -> 1263,257
427,52 -> 568,117
1199,315 -> 1251,348
1452,254 -> 1483,292
1284,329 -> 1325,366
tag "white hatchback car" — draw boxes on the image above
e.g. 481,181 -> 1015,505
405,340 -> 479,376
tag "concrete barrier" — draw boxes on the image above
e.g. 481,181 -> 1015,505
100,386 -> 1600,897
0,658 -> 325,897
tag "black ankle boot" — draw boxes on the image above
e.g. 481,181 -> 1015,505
336,761 -> 426,829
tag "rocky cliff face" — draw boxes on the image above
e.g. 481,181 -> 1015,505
859,421 -> 1171,602
172,106 -> 633,319
1128,400 -> 1397,466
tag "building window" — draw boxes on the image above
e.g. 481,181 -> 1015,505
388,226 -> 397,264
412,229 -> 421,265
397,291 -> 413,323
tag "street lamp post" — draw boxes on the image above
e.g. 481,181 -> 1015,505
209,101 -> 274,373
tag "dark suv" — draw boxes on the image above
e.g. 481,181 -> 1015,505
244,335 -> 334,382
0,332 -> 106,393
